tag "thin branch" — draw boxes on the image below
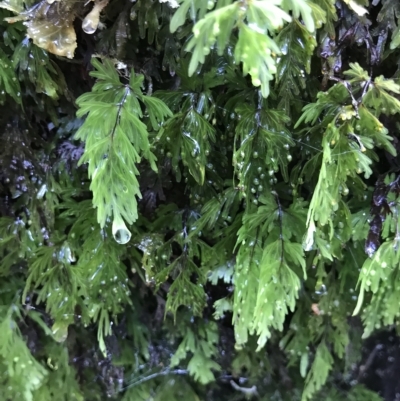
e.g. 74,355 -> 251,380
123,368 -> 188,390
230,380 -> 258,397
328,76 -> 360,119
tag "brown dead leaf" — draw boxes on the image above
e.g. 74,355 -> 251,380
3,0 -> 81,59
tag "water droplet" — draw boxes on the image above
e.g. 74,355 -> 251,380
37,184 -> 47,199
315,284 -> 326,295
82,0 -> 108,34
112,215 -> 131,245
82,17 -> 98,34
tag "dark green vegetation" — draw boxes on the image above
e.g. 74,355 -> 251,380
0,0 -> 400,400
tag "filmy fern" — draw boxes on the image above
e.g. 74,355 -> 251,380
172,0 -> 316,97
1,0 -> 400,400
75,58 -> 171,244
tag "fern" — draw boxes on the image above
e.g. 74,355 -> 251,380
170,320 -> 220,384
75,58 -> 171,243
302,342 -> 333,400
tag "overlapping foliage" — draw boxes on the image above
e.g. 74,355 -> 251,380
0,0 -> 400,400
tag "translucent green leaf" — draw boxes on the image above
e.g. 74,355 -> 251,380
75,58 -> 171,233
170,0 -> 191,33
0,48 -> 21,104
302,342 -> 333,400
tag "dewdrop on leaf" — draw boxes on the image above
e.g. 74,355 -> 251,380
82,0 -> 109,35
112,214 -> 131,245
